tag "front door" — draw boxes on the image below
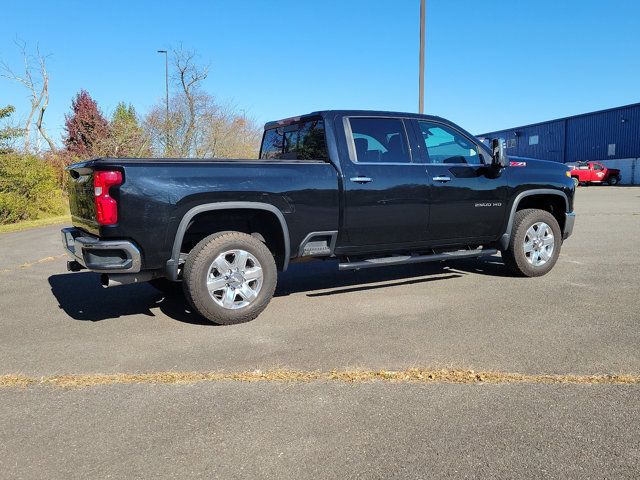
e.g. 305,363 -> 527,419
413,120 -> 507,242
341,117 -> 430,246
591,162 -> 606,182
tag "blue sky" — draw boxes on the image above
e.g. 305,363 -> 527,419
2,0 -> 639,144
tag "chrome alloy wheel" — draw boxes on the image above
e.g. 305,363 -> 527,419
523,222 -> 554,266
206,249 -> 263,309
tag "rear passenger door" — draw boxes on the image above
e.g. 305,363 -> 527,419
411,120 -> 507,242
340,117 -> 430,247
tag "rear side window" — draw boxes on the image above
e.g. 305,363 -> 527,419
261,129 -> 284,159
349,118 -> 410,163
260,119 -> 328,160
418,121 -> 482,165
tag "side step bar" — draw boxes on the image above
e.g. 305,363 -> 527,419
338,248 -> 498,271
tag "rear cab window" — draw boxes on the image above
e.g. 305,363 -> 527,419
260,118 -> 328,160
347,117 -> 411,164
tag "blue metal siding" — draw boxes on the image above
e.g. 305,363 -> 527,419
515,121 -> 564,163
478,122 -> 565,163
479,103 -> 640,163
565,106 -> 640,162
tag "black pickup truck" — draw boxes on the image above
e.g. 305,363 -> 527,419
62,110 -> 576,324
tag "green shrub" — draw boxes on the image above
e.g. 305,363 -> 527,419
0,153 -> 67,225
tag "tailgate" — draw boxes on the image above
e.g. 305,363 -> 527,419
66,165 -> 99,235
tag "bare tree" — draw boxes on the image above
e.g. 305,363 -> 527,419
199,103 -> 262,158
172,46 -> 209,156
1,40 -> 56,152
144,93 -> 261,159
34,54 -> 56,152
143,46 -> 260,159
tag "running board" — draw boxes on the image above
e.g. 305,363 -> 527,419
338,249 -> 498,271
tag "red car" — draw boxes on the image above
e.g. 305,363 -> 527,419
568,161 -> 621,186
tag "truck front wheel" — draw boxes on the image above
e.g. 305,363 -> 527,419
572,177 -> 579,187
182,231 -> 277,325
501,208 -> 562,277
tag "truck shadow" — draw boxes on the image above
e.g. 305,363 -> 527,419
48,272 -> 212,325
437,255 -> 514,278
276,260 -> 465,297
277,254 -> 511,296
48,257 -> 505,324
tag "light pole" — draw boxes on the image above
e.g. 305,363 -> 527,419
157,50 -> 169,151
418,0 -> 425,114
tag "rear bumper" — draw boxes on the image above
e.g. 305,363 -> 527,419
563,212 -> 576,240
61,227 -> 141,273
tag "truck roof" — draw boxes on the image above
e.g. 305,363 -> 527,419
263,110 -> 451,130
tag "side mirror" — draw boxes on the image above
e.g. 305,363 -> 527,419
491,138 -> 508,168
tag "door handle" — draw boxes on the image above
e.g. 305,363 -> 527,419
350,176 -> 373,184
432,176 -> 451,182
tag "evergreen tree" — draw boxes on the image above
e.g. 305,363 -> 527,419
109,102 -> 148,157
0,105 -> 23,154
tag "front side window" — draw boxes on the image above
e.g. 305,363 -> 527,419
260,119 -> 328,160
417,121 -> 482,165
593,163 -> 604,170
349,118 -> 411,163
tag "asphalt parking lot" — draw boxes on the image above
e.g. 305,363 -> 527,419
1,187 -> 639,479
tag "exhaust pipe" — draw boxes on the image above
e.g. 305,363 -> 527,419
101,272 -> 160,288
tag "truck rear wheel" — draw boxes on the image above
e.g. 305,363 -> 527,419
608,176 -> 619,186
182,231 -> 277,325
502,208 -> 561,277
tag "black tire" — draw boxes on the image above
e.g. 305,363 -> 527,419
501,208 -> 562,277
182,231 -> 277,325
149,278 -> 183,295
608,176 -> 619,186
572,177 -> 579,187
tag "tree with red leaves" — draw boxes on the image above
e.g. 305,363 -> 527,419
63,90 -> 109,158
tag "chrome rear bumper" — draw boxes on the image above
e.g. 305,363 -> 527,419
61,227 -> 141,273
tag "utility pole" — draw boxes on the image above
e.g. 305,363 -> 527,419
157,50 -> 169,151
418,0 -> 425,114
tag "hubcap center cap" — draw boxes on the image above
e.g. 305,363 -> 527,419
228,272 -> 244,287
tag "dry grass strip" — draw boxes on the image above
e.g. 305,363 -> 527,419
1,254 -> 67,274
1,369 -> 639,389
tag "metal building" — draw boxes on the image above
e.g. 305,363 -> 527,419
478,103 -> 640,184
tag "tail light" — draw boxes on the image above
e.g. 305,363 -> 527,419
94,170 -> 123,225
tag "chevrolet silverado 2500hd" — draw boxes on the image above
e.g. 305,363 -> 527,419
62,110 -> 576,324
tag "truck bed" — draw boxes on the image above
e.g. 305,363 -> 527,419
66,157 -> 340,270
